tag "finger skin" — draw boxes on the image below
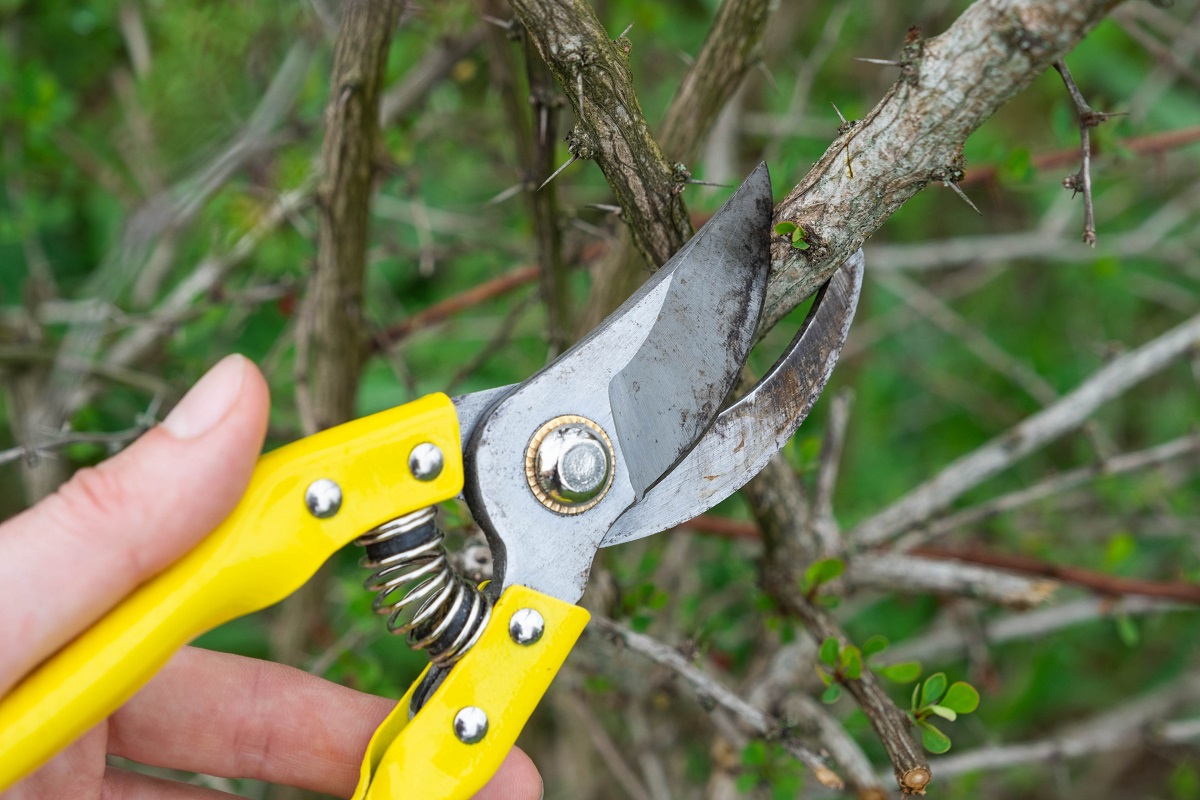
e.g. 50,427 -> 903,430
107,647 -> 542,800
101,768 -> 240,800
0,356 -> 269,695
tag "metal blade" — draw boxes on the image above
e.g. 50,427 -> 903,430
601,250 -> 864,547
609,163 -> 773,498
462,164 -> 774,603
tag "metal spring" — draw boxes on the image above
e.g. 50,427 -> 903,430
355,507 -> 492,665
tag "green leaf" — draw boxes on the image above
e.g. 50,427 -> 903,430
929,704 -> 958,722
773,221 -> 797,236
941,682 -> 980,714
821,684 -> 843,704
815,666 -> 833,687
804,558 -> 845,591
911,683 -> 922,712
839,645 -> 863,680
741,740 -> 767,767
921,673 -> 948,708
819,637 -> 840,667
862,634 -> 889,657
920,721 -> 952,754
735,773 -> 758,792
792,238 -> 810,250
878,661 -> 922,684
1116,614 -> 1140,647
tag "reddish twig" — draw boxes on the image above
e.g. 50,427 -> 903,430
959,125 -> 1200,187
911,547 -> 1200,605
680,516 -> 1200,606
374,264 -> 538,349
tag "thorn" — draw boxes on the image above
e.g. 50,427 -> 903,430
831,102 -> 848,125
757,61 -> 779,93
480,14 -> 510,29
485,182 -> 525,207
539,155 -> 577,191
586,203 -> 622,214
945,181 -> 983,216
685,179 -> 732,188
854,57 -> 903,67
618,22 -> 634,39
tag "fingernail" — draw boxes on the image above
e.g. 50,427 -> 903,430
163,355 -> 247,439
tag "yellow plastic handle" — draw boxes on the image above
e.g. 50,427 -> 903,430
0,393 -> 462,792
352,585 -> 589,800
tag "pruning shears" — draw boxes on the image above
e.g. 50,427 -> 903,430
0,164 -> 863,798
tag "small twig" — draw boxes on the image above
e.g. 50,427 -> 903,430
590,616 -> 844,790
910,433 -> 1200,542
374,264 -> 539,349
813,388 -> 853,554
446,291 -> 538,393
845,552 -> 1059,608
1053,58 -> 1122,246
559,690 -> 654,800
0,422 -> 153,468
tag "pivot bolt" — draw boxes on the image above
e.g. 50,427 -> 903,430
525,415 -> 614,514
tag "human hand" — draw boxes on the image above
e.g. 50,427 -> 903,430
0,355 -> 541,799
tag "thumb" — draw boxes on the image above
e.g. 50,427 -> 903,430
0,354 -> 270,695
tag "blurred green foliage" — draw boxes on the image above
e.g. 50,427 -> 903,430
2,0 -> 1199,797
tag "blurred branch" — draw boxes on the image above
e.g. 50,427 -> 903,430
590,616 -> 845,791
910,546 -> 1200,604
880,595 -> 1190,667
813,388 -> 853,553
852,312 -> 1200,550
912,433 -> 1200,541
844,552 -> 1059,608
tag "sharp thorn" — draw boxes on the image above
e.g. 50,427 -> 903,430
618,22 -> 634,39
946,181 -> 983,216
855,57 -> 903,66
685,179 -> 732,188
485,182 -> 525,207
831,102 -> 848,125
539,156 -> 577,191
480,14 -> 510,29
586,203 -> 623,214
757,61 -> 779,93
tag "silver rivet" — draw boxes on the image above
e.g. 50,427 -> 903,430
509,608 -> 545,646
409,442 -> 444,482
304,479 -> 342,518
453,706 -> 488,744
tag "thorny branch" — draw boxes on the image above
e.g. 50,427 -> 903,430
1054,57 -> 1120,246
590,616 -> 845,791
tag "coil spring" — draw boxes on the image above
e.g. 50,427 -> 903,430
355,507 -> 492,665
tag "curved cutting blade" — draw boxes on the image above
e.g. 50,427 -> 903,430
463,164 -> 774,603
601,249 -> 864,547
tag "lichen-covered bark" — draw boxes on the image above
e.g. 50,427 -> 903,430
509,0 -> 693,269
763,0 -> 1125,337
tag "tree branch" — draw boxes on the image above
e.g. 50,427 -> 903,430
762,0 -> 1127,336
